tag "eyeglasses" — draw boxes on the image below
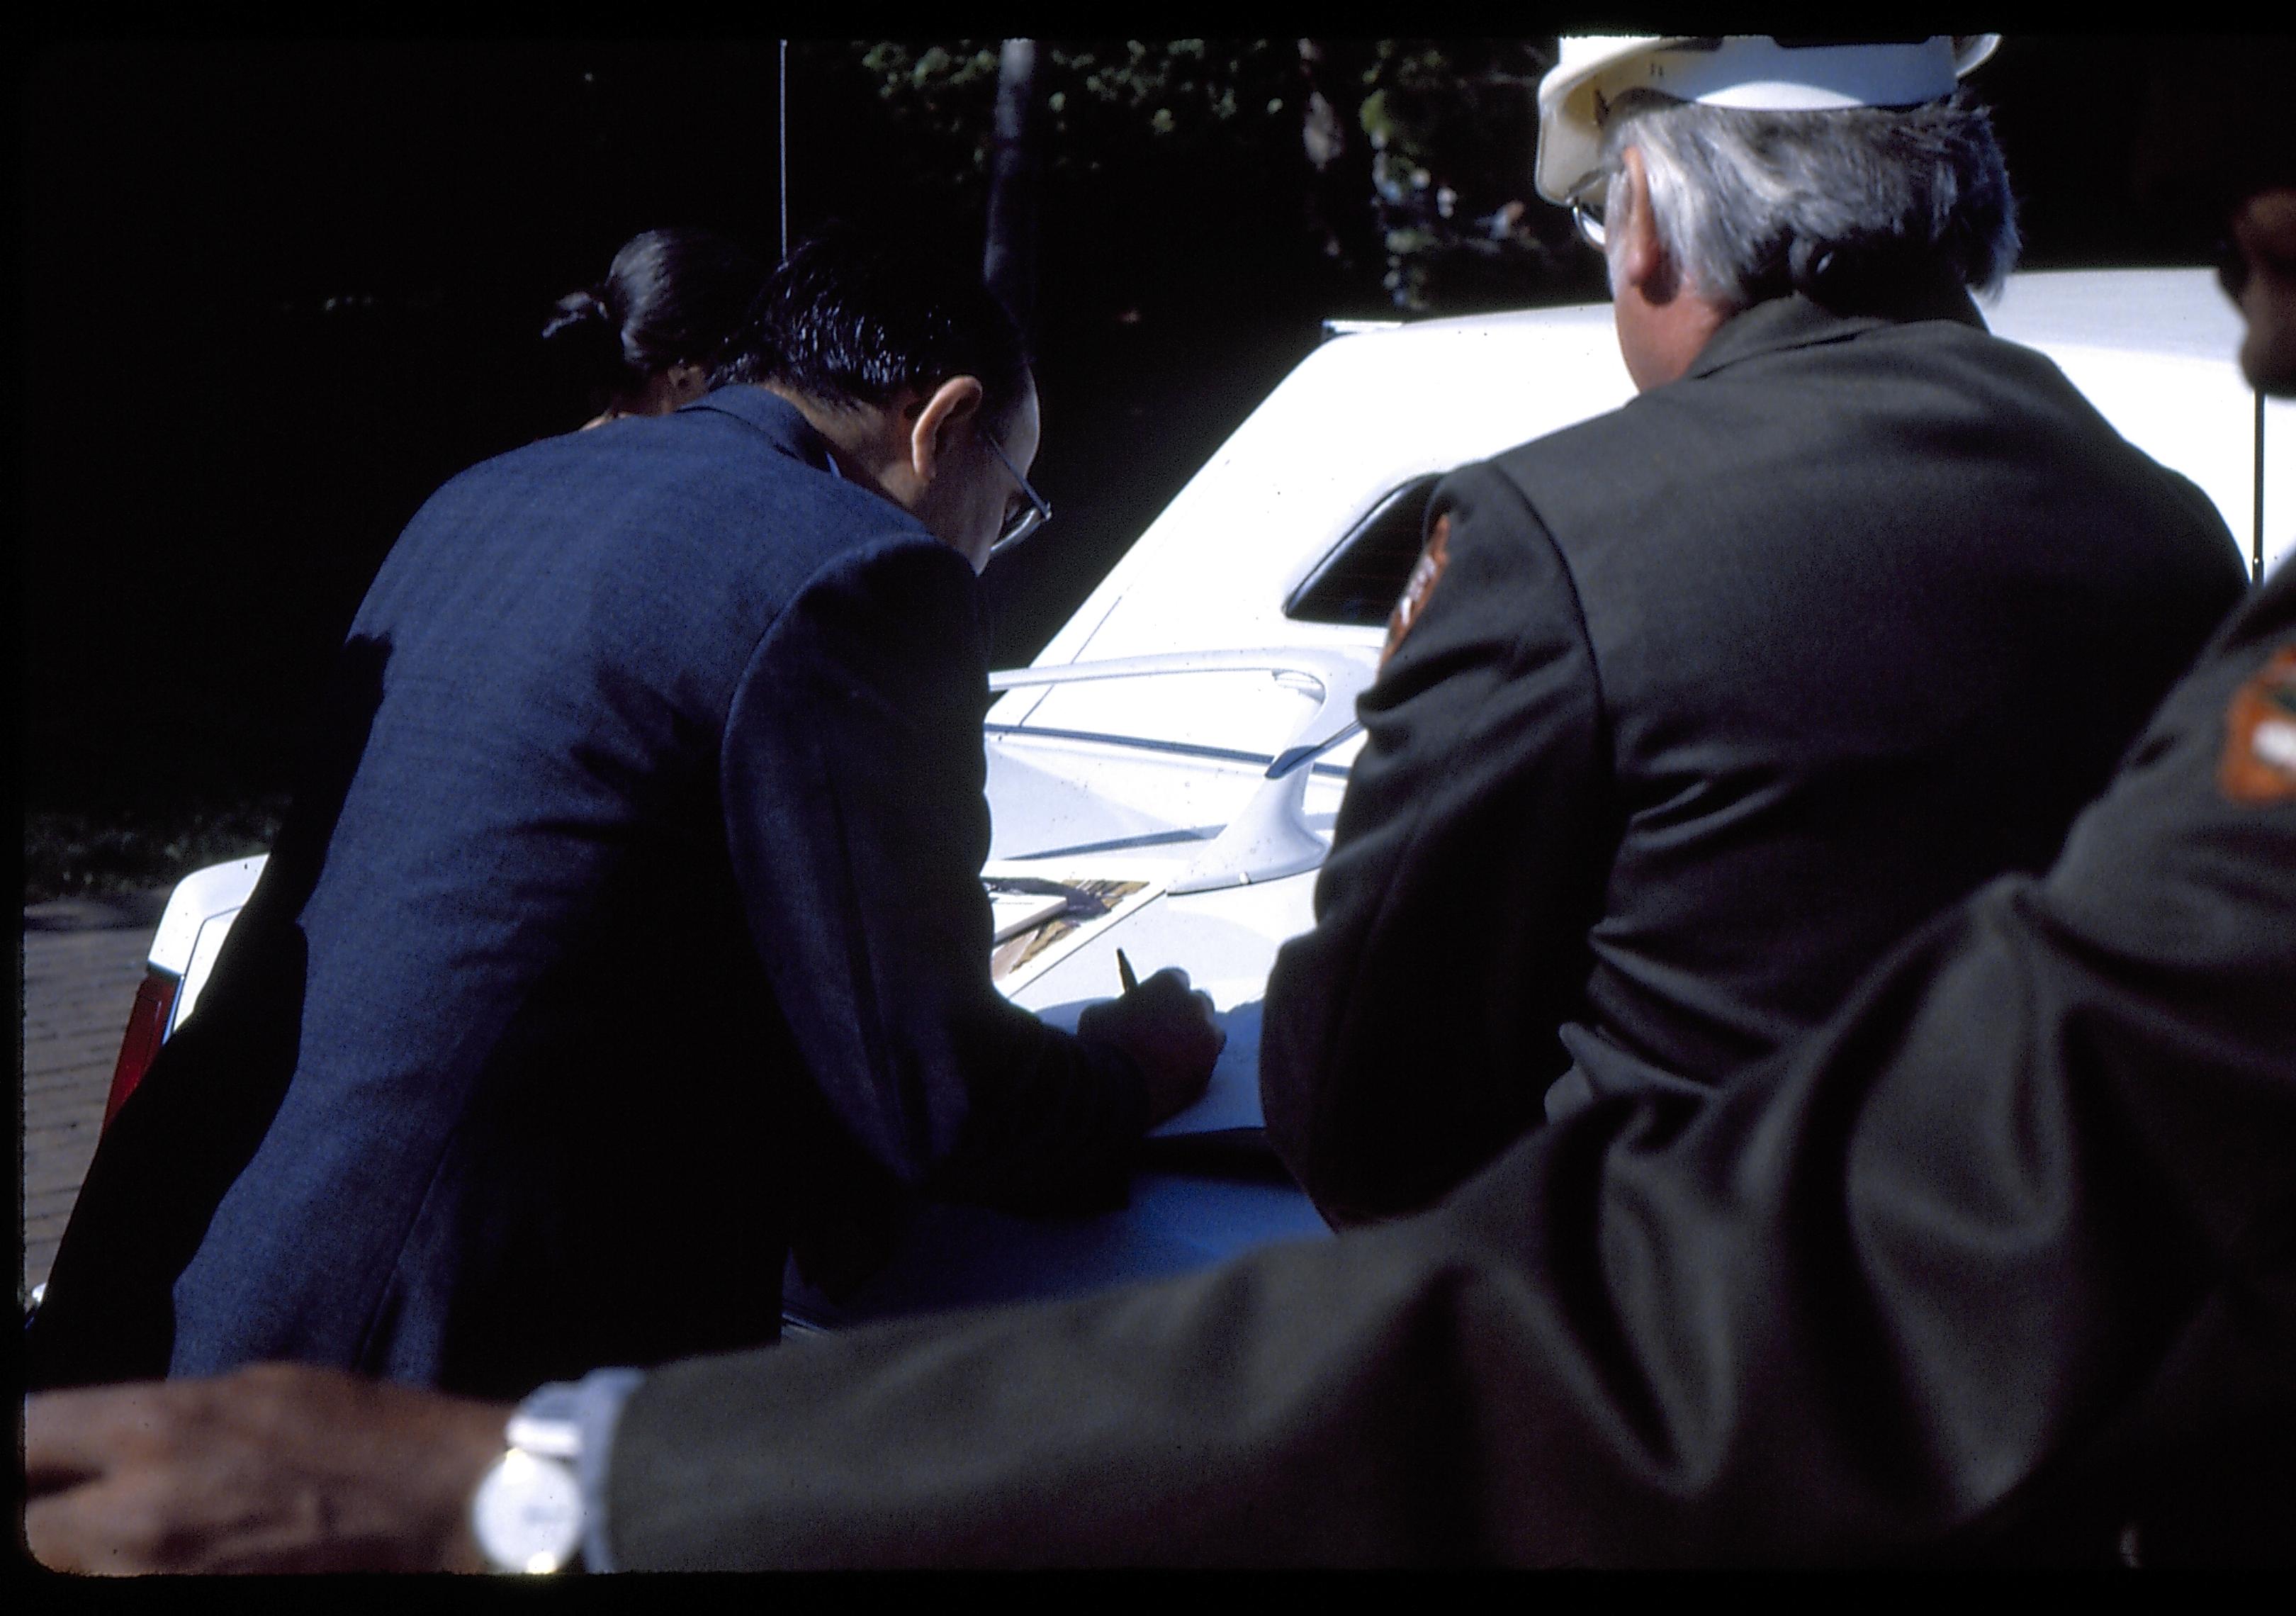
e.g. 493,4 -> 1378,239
985,435 -> 1053,559
1568,169 -> 1613,252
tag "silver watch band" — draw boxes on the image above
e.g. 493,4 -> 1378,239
469,1370 -> 647,1573
472,1385 -> 587,1573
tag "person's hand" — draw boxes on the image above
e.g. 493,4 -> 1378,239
25,1363 -> 512,1574
1075,966 -> 1225,1126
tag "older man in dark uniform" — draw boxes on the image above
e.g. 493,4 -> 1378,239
1257,36 -> 2252,1227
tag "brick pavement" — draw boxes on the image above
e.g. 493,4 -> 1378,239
21,894 -> 167,1304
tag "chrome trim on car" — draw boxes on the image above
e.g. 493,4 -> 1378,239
988,649 -> 1379,892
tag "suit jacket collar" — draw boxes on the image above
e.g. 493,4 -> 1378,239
1684,281 -> 1989,382
682,384 -> 842,475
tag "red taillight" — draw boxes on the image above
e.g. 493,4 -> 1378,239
103,971 -> 180,1133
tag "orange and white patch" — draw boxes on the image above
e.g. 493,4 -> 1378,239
2219,644 -> 2296,804
1383,512 -> 1453,668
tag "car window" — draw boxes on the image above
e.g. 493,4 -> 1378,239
1283,474 -> 1445,627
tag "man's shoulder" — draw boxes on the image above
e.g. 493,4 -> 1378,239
1465,305 -> 2227,544
364,409 -> 945,680
417,405 -> 916,563
1445,394 -> 1675,559
1470,303 -> 1993,488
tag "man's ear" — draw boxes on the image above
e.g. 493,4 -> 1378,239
1611,146 -> 1679,305
904,375 -> 986,486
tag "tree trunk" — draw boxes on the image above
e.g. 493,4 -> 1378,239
984,38 -> 1042,346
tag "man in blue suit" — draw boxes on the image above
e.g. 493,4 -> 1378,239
26,229 -> 1222,1398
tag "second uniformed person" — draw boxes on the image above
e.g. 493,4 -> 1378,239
1260,36 -> 2252,1226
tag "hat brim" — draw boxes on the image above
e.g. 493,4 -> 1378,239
1534,35 -> 2000,205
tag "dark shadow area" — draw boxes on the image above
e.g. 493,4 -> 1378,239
17,37 -> 2255,898
23,632 -> 390,1390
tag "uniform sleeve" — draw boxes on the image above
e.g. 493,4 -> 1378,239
1261,461 -> 1611,1226
719,539 -> 1148,1219
602,577 -> 2296,1569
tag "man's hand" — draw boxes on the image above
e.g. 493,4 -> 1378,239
1075,966 -> 1225,1126
26,1364 -> 512,1574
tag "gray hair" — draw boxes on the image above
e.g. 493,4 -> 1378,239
1599,88 -> 2020,310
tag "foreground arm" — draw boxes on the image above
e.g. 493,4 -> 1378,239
29,577 -> 2292,1568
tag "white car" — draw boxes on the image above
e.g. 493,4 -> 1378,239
99,269 -> 2292,1328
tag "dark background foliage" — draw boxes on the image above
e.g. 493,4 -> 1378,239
14,36 -> 2268,898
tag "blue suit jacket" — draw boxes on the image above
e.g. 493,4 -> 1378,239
31,387 -> 1147,1396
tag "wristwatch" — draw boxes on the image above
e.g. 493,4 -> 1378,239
471,1384 -> 587,1574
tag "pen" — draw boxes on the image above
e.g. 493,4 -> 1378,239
1116,948 -> 1139,993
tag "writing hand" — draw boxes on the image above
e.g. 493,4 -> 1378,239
1075,965 -> 1225,1126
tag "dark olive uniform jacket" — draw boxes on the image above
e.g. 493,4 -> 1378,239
600,561 -> 2296,1568
1261,286 -> 2248,1225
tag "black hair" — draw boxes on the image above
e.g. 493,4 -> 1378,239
712,222 -> 1032,431
541,227 -> 766,393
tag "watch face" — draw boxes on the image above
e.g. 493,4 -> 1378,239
473,1450 -> 584,1574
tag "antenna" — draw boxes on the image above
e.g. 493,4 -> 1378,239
2256,388 -> 2267,585
778,41 -> 790,262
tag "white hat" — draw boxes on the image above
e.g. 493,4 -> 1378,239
1535,35 -> 2002,203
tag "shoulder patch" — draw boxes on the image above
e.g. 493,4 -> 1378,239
2219,644 -> 2296,804
1382,511 -> 1453,668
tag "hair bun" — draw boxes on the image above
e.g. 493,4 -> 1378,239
541,288 -> 614,343
541,287 -> 634,392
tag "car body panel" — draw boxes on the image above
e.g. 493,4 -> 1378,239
145,855 -> 265,1031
